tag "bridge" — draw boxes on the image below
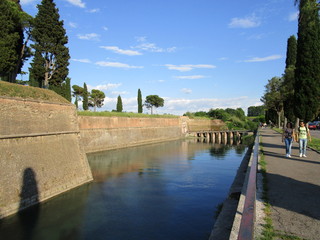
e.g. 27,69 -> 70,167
188,130 -> 252,143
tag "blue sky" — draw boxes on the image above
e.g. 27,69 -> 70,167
20,0 -> 298,115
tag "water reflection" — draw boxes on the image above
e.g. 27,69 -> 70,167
0,139 -> 247,240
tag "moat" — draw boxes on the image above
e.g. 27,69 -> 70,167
0,139 -> 248,240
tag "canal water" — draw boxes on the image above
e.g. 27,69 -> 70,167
0,139 -> 248,240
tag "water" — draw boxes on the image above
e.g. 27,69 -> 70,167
0,139 -> 247,240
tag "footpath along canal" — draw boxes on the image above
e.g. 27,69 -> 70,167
0,138 -> 250,240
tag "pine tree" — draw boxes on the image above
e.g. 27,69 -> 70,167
137,88 -> 143,113
116,95 -> 123,112
0,0 -> 23,82
83,82 -> 89,110
30,0 -> 70,94
294,0 -> 320,122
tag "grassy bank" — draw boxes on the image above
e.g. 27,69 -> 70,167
77,111 -> 180,118
0,81 -> 70,104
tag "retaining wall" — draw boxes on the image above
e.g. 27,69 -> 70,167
0,97 -> 93,219
79,116 -> 225,153
79,116 -> 188,153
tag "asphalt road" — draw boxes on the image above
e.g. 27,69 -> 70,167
310,129 -> 320,139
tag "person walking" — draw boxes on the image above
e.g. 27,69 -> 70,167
297,121 -> 312,157
282,122 -> 295,158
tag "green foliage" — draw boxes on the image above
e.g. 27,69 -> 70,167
30,0 -> 70,90
82,82 -> 88,110
72,84 -> 83,109
261,77 -> 284,127
208,108 -> 231,122
294,0 -> 320,122
116,95 -> 123,112
144,95 -> 164,114
285,35 -> 297,68
248,105 -> 265,117
137,88 -> 142,113
88,89 -> 105,112
0,0 -> 23,82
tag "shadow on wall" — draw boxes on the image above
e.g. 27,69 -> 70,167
18,168 -> 40,240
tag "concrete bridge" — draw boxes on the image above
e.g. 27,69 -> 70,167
188,130 -> 251,143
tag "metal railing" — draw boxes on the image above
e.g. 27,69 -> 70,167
237,131 -> 259,240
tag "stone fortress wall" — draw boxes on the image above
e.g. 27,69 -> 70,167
0,97 -> 93,219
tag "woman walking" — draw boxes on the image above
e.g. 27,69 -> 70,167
282,122 -> 295,158
297,121 -> 312,157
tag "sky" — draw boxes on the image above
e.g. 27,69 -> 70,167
20,0 -> 299,115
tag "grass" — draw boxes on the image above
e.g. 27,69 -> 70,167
77,110 -> 180,118
0,81 -> 69,104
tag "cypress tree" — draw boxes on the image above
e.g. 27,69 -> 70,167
30,0 -> 70,94
137,88 -> 143,113
285,35 -> 297,68
294,0 -> 320,122
83,82 -> 89,110
282,35 -> 297,121
116,95 -> 123,112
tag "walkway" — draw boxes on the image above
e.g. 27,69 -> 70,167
260,128 -> 320,240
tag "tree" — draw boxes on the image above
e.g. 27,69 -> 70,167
248,106 -> 265,117
0,0 -> 24,82
89,89 -> 105,112
72,85 -> 84,109
137,88 -> 143,113
282,35 -> 297,122
116,95 -> 123,112
293,0 -> 320,122
30,0 -> 70,94
261,77 -> 284,128
82,82 -> 88,110
144,95 -> 164,114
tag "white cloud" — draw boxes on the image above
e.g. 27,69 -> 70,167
100,46 -> 142,56
102,26 -> 109,31
72,58 -> 91,63
87,8 -> 100,13
288,12 -> 298,22
133,37 -> 176,53
175,75 -> 206,80
160,96 -> 261,115
165,64 -> 216,72
77,33 -> 100,41
89,95 -> 261,116
65,0 -> 85,8
95,61 -> 144,69
69,22 -> 77,28
181,88 -> 192,94
111,91 -> 129,95
88,83 -> 122,91
229,16 -> 261,28
244,55 -> 282,62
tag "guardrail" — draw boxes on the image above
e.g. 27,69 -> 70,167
237,131 -> 259,240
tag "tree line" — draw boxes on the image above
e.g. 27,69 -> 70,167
1,0 -> 166,114
261,0 -> 320,127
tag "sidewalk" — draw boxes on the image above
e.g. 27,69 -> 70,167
260,128 -> 320,240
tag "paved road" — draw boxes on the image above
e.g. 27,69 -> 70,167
260,128 -> 320,240
309,129 -> 320,139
